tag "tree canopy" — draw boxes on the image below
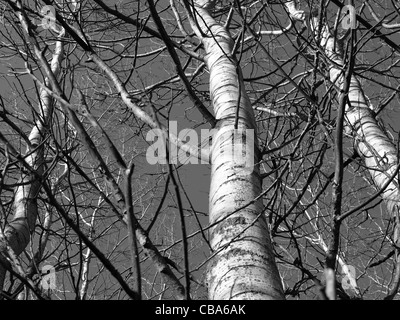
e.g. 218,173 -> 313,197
0,0 -> 400,300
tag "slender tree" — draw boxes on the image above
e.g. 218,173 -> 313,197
285,0 -> 400,299
185,0 -> 284,300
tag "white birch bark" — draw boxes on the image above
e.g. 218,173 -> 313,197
311,21 -> 400,216
192,0 -> 284,300
312,17 -> 400,296
0,29 -> 65,290
285,0 -> 400,295
285,2 -> 399,218
79,198 -> 100,300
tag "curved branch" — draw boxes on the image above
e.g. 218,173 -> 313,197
365,0 -> 400,29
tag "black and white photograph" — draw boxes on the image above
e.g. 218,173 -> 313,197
0,0 -> 399,310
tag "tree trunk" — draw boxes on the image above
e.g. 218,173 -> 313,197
192,0 -> 284,300
0,29 -> 65,291
312,20 -> 400,216
312,15 -> 400,296
285,0 -> 400,297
